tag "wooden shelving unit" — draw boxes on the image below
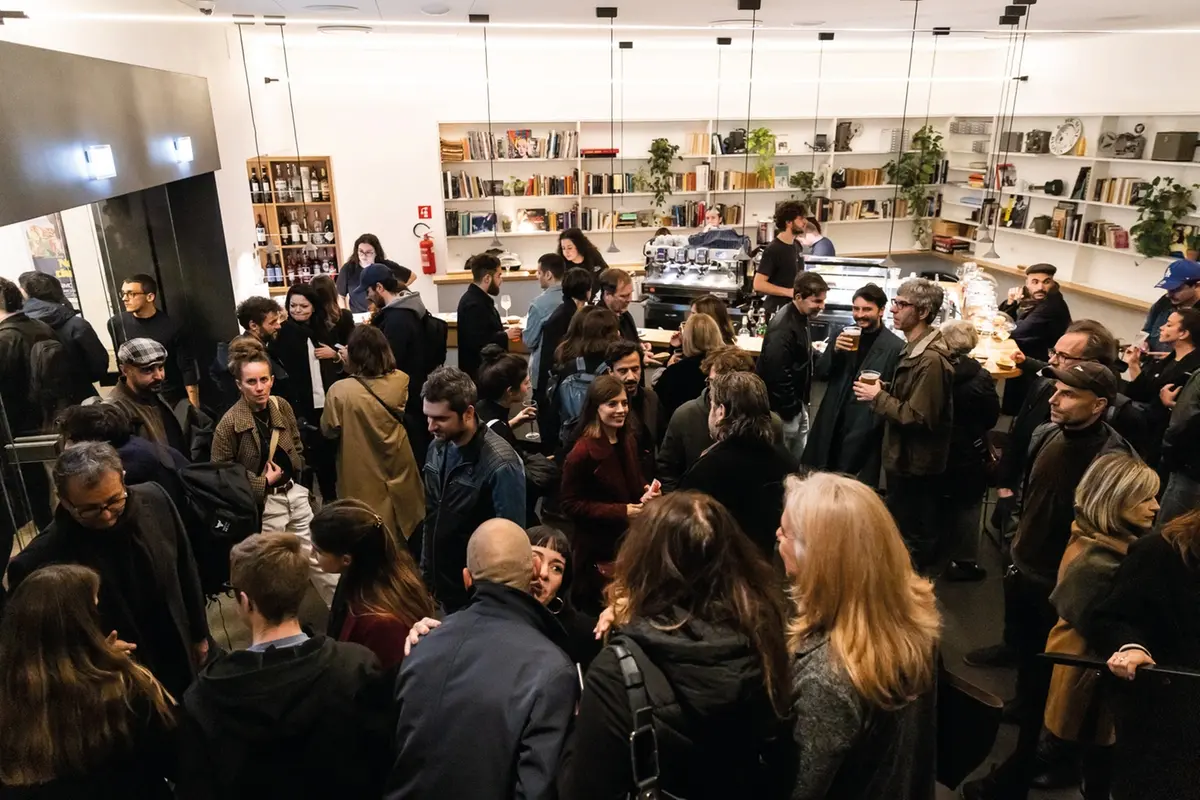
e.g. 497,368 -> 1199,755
246,155 -> 342,296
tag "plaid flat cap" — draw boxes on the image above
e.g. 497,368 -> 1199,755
117,337 -> 168,367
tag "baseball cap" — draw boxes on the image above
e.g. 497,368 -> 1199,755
1039,362 -> 1117,402
117,337 -> 168,368
357,263 -> 394,292
1155,259 -> 1200,291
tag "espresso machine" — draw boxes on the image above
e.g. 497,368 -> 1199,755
641,233 -> 752,330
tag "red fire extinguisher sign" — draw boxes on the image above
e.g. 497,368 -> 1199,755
417,205 -> 432,219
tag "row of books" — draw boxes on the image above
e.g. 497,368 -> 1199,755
1049,202 -> 1084,243
442,170 -> 579,200
711,170 -> 772,191
666,200 -> 707,229
838,168 -> 887,187
1081,220 -> 1131,249
441,129 -> 580,161
445,210 -> 498,237
812,197 -> 913,222
1088,177 -> 1153,206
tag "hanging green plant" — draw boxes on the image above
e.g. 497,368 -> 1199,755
746,127 -> 776,185
1132,177 -> 1199,258
647,138 -> 680,209
884,125 -> 945,246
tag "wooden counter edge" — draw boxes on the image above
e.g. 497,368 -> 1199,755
932,252 -> 1153,313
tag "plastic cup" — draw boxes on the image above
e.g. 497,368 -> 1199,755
859,370 -> 881,386
842,326 -> 861,351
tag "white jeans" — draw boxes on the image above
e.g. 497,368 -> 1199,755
780,404 -> 810,463
262,482 -> 338,607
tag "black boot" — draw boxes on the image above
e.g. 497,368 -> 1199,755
945,560 -> 988,582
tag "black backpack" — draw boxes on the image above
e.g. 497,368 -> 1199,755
176,462 -> 261,595
28,336 -> 74,430
420,310 -> 449,374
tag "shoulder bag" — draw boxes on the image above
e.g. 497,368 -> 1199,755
354,375 -> 406,424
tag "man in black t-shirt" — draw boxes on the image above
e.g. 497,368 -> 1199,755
753,200 -> 807,316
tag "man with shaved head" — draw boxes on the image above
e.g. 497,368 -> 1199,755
386,519 -> 579,800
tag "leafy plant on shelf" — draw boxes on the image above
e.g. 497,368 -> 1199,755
884,125 -> 945,246
509,176 -> 526,197
632,167 -> 650,193
647,138 -> 680,210
1132,177 -> 1199,258
747,127 -> 776,186
789,171 -> 818,207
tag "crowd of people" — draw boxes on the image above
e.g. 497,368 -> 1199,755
0,229 -> 1197,798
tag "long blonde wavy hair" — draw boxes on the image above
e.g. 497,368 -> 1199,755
782,473 -> 941,710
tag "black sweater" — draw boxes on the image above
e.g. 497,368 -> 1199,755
456,283 -> 507,380
107,309 -> 197,402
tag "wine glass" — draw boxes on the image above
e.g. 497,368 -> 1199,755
522,399 -> 539,441
500,294 -> 513,318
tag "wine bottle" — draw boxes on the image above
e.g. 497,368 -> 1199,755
299,214 -> 309,244
290,164 -> 303,202
309,168 -> 320,202
262,167 -> 273,203
249,168 -> 261,204
311,210 -> 324,244
255,214 -> 267,246
323,213 -> 335,244
274,165 -> 288,204
319,168 -> 330,201
289,211 -> 300,245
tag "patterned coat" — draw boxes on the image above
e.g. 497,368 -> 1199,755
211,395 -> 304,500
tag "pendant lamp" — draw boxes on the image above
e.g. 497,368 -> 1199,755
470,14 -> 504,250
273,21 -> 319,259
976,15 -> 1019,249
713,36 -> 731,228
881,0 -> 923,269
597,7 -> 619,254
236,20 -> 276,258
810,32 -> 832,193
619,40 -> 632,238
737,0 -> 760,247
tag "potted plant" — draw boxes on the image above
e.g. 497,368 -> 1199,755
1132,177 -> 1199,257
632,166 -> 650,193
747,127 -> 776,186
884,125 -> 945,246
509,176 -> 526,197
647,138 -> 680,209
788,171 -> 818,206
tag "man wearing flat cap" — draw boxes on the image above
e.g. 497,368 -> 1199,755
968,360 -> 1135,798
108,337 -> 211,462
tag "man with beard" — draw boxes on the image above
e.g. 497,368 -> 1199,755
999,264 -> 1072,414
108,338 -> 210,462
803,283 -> 905,487
1143,258 -> 1200,353
605,340 -> 662,480
754,200 -> 808,316
210,297 -> 288,414
597,269 -> 645,351
457,253 -> 521,381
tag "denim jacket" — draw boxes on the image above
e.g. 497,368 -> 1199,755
422,424 -> 525,611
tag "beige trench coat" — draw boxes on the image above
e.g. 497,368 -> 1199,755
321,371 -> 425,539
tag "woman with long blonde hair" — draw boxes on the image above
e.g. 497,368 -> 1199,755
0,564 -> 177,797
779,472 -> 941,800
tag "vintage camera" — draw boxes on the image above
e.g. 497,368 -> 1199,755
722,128 -> 747,154
1024,130 -> 1051,154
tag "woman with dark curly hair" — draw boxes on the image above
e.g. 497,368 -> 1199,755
558,227 -> 608,290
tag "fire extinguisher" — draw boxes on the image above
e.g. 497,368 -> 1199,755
414,222 -> 436,275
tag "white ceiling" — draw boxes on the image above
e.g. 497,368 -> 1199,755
168,0 -> 1200,31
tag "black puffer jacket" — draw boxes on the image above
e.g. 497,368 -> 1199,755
23,297 -> 108,400
563,616 -> 794,800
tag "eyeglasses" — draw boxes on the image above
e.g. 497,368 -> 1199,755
890,299 -> 915,310
120,290 -> 146,298
71,491 -> 128,519
1048,349 -> 1095,364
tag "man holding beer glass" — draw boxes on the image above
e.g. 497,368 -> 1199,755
852,278 -> 954,572
803,284 -> 905,487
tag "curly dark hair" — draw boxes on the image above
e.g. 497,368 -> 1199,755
773,200 -> 808,233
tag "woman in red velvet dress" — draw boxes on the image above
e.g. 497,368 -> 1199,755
311,499 -> 435,670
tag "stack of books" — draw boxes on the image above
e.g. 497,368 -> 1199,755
440,138 -> 466,162
1081,219 -> 1130,249
1090,177 -> 1152,206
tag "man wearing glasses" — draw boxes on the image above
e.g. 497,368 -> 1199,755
107,273 -> 200,408
8,441 -> 210,698
851,277 -> 953,573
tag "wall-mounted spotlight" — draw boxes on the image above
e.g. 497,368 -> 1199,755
84,145 -> 117,180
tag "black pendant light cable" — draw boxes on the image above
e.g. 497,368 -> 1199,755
713,37 -> 731,220
470,15 -> 504,250
606,11 -> 619,254
620,40 -> 632,236
738,4 -> 759,243
985,4 -> 1034,256
881,0 -> 922,269
276,22 -> 314,260
237,19 -> 274,257
811,32 -> 832,212
978,18 -> 1019,250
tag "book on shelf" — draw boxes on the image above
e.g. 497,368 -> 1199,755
1070,167 -> 1091,201
1082,219 -> 1130,250
667,200 -> 707,228
442,169 -> 579,199
773,164 -> 790,190
444,210 -> 498,237
1090,177 -> 1150,206
714,203 -> 744,226
711,170 -> 771,191
514,208 -> 548,232
442,128 -> 579,161
685,133 -> 709,156
581,148 -> 619,158
838,167 -> 885,187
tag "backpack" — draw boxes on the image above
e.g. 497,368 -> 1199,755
28,336 -> 74,430
420,310 -> 449,374
176,462 -> 262,595
547,357 -> 610,442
